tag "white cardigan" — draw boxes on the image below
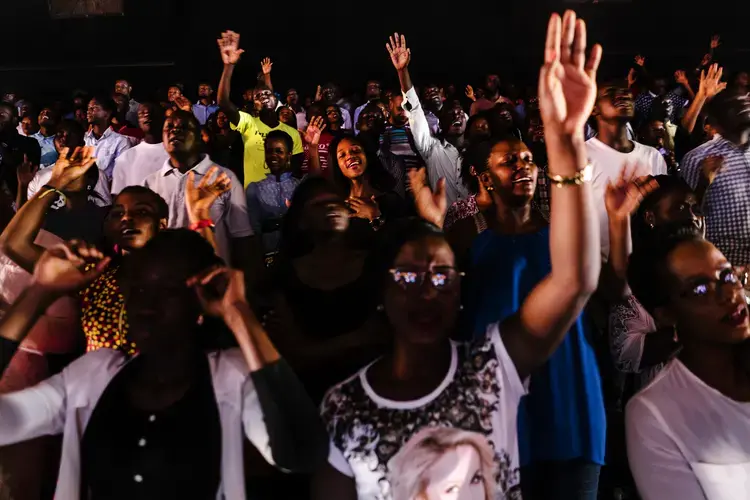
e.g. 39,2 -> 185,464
0,347 -> 273,500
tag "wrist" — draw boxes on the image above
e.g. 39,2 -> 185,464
26,283 -> 64,302
221,299 -> 253,324
188,208 -> 211,224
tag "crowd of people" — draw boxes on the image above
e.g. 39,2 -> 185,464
0,9 -> 748,500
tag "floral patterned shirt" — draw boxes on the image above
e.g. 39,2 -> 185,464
320,323 -> 526,500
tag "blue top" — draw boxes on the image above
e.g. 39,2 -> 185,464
465,227 -> 606,466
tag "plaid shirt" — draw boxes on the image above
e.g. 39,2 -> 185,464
681,136 -> 750,265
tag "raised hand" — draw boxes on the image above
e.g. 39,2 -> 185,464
261,57 -> 273,75
314,85 -> 322,102
187,267 -> 247,319
408,167 -> 447,228
303,116 -> 326,145
465,85 -> 476,102
627,68 -> 637,88
217,30 -> 245,65
710,34 -> 721,50
674,70 -> 689,87
48,146 -> 96,190
698,63 -> 727,99
17,154 -> 39,186
605,164 -> 659,221
386,32 -> 411,71
700,155 -> 724,185
538,11 -> 602,137
32,241 -> 111,294
634,54 -> 646,67
174,95 -> 193,112
186,166 -> 231,220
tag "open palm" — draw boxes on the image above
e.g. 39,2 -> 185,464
303,116 -> 326,145
49,146 -> 96,190
218,31 -> 245,65
408,167 -> 447,228
605,165 -> 658,221
186,167 -> 231,218
538,12 -> 602,137
386,33 -> 411,70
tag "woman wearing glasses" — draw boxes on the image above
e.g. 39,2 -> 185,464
313,12 -> 602,500
625,232 -> 750,500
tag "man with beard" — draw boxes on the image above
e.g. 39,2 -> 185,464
30,108 -> 59,167
114,78 -> 140,125
192,82 -> 220,126
143,110 -> 256,272
352,80 -> 382,130
111,103 -> 169,194
470,74 -> 504,116
217,30 -> 303,186
387,33 -> 469,207
681,90 -> 750,266
586,82 -> 667,259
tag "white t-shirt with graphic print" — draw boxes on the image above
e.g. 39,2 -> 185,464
320,322 -> 526,500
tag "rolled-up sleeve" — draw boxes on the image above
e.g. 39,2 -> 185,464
242,359 -> 329,473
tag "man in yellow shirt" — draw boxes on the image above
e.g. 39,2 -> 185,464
217,31 -> 303,186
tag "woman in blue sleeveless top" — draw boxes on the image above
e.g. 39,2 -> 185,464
434,136 -> 606,499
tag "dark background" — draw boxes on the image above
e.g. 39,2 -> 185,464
2,0 -> 748,106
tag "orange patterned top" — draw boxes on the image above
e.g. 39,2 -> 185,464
79,266 -> 136,355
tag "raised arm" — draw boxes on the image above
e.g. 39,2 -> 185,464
217,30 -> 245,126
302,116 -> 326,176
387,33 -> 438,154
188,268 -> 328,472
680,63 -> 726,134
501,11 -> 601,379
603,167 -> 658,301
260,57 -> 274,92
0,147 -> 96,273
185,166 -> 232,254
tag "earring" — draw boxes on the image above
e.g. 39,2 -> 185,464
376,304 -> 384,312
459,304 -> 464,311
672,327 -> 679,343
649,223 -> 655,229
197,315 -> 205,326
486,185 -> 495,192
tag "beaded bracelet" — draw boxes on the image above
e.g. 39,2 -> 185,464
547,164 -> 592,188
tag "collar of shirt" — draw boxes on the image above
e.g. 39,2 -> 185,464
159,154 -> 215,178
85,126 -> 114,143
262,171 -> 293,182
31,131 -> 55,142
195,101 -> 218,108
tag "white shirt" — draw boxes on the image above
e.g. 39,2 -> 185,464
321,323 -> 526,500
111,141 -> 169,194
84,127 -> 132,181
586,137 -> 668,259
626,359 -> 750,499
402,86 -> 469,208
143,155 -> 254,264
28,168 -> 112,207
0,348 -> 275,500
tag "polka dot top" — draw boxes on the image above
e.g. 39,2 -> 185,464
79,266 -> 136,355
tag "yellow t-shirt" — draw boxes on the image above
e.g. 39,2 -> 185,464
231,111 -> 304,186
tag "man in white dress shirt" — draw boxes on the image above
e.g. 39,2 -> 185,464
84,95 -> 131,182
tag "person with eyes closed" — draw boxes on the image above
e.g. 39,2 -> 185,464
625,231 -> 750,500
314,11 -> 601,500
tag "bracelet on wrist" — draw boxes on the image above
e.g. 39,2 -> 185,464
39,185 -> 67,208
189,219 -> 215,232
547,164 -> 592,188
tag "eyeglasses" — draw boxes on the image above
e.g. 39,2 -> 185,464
679,267 -> 748,299
389,267 -> 464,292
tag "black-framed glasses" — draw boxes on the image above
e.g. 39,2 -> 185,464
679,267 -> 749,299
389,267 -> 464,292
